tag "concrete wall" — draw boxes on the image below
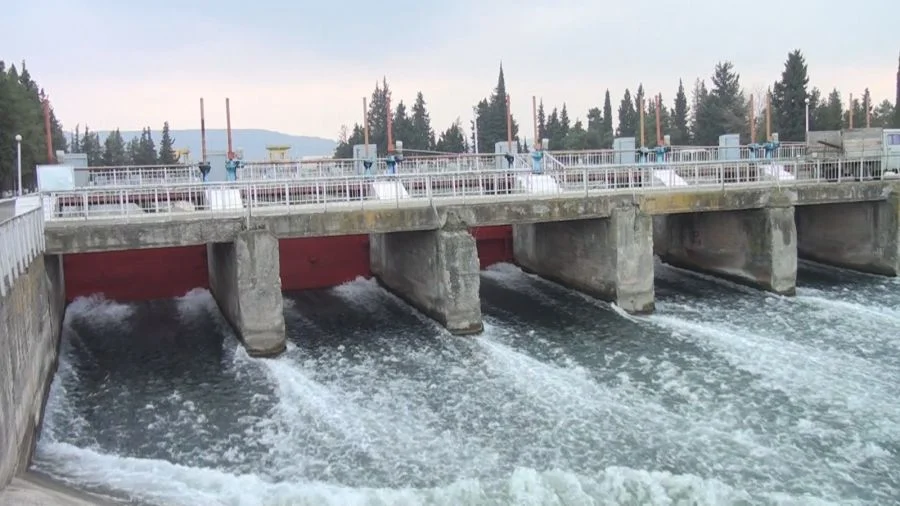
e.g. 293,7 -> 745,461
795,197 -> 899,275
658,205 -> 797,294
207,229 -> 286,357
513,207 -> 655,313
0,255 -> 66,488
370,212 -> 482,334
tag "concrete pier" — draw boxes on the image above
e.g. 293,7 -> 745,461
513,206 -> 655,313
370,212 -> 483,334
207,229 -> 286,357
795,196 -> 900,275
658,203 -> 797,295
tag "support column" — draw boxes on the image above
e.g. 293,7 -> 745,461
207,229 -> 286,357
513,206 -> 655,313
370,215 -> 482,335
795,196 -> 899,275
659,203 -> 797,294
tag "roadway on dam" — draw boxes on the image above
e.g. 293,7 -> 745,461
26,260 -> 900,505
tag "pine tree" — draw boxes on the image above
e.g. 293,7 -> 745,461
772,50 -> 810,141
586,106 -> 603,149
616,89 -> 636,138
80,126 -> 103,166
102,129 -> 127,166
158,122 -> 177,164
435,120 -> 468,153
563,119 -> 589,150
135,127 -> 157,165
537,100 -> 546,141
545,108 -> 562,150
559,103 -> 571,140
894,53 -> 900,128
409,92 -> 434,151
601,90 -> 614,148
672,79 -> 690,145
473,65 -> 520,152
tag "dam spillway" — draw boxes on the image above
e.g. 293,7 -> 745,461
23,261 -> 900,505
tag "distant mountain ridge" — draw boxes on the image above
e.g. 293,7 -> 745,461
93,129 -> 337,161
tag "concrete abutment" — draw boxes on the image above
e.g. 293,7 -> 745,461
657,204 -> 798,295
207,229 -> 286,357
369,218 -> 483,335
512,207 -> 656,313
1,254 -> 66,489
795,196 -> 900,276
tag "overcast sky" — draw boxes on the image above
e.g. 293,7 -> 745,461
2,0 -> 896,141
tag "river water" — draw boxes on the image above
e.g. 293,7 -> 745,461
30,261 -> 900,505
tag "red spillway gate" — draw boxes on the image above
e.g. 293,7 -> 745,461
62,226 -> 515,301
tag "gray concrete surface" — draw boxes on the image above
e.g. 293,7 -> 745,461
795,195 -> 900,275
658,203 -> 798,295
43,182 -> 897,255
0,472 -> 122,505
0,255 -> 66,489
513,207 -> 655,313
208,229 -> 286,357
370,210 -> 483,334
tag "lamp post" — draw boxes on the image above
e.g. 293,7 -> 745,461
804,97 -> 810,142
15,134 -> 22,196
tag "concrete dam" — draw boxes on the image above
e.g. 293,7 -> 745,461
2,176 -> 900,503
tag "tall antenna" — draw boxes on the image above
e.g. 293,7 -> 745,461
749,94 -> 756,142
655,94 -> 662,145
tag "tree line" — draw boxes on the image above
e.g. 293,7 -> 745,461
0,61 -> 67,192
2,50 -> 899,193
72,124 -> 178,167
335,50 -> 900,157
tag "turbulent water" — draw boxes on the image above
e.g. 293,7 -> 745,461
31,260 -> 900,505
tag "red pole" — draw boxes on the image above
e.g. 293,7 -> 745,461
226,98 -> 233,158
43,98 -> 54,163
200,98 -> 208,162
655,94 -> 662,145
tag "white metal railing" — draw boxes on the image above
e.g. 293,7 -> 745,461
67,144 -> 818,188
550,142 -> 808,167
238,153 -> 527,181
77,164 -> 200,186
0,207 -> 46,297
39,155 -> 898,223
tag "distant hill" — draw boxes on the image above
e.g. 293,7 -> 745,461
94,129 -> 337,161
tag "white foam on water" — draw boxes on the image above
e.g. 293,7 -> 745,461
32,261 -> 899,505
64,294 -> 136,328
32,441 -> 772,506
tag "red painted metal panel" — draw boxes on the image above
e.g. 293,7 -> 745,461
62,227 -> 515,301
279,235 -> 372,291
64,245 -> 209,302
471,225 -> 514,268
